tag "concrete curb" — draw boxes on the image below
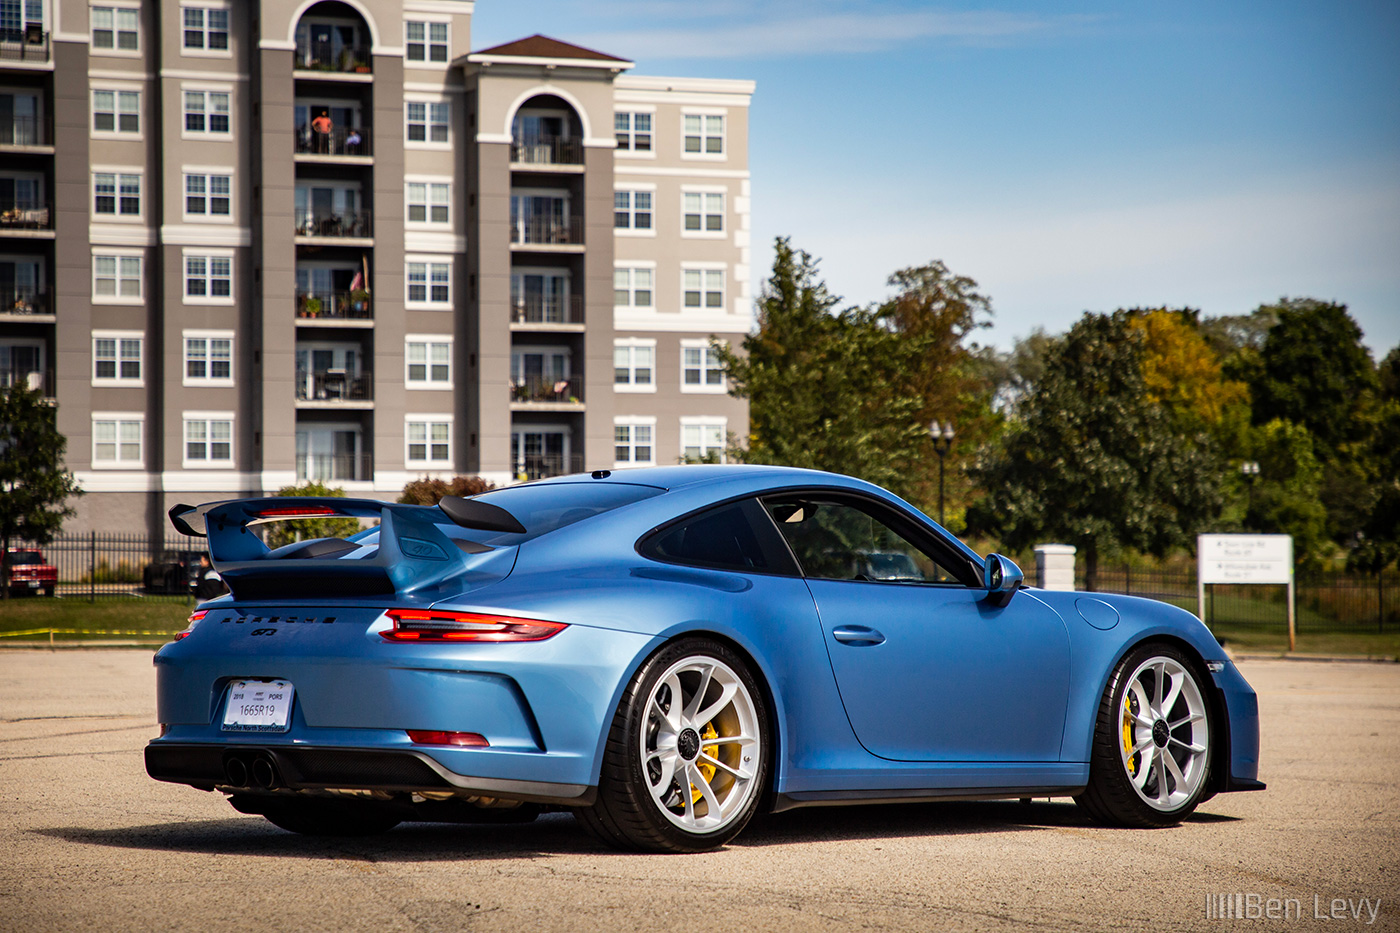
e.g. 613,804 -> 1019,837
1229,651 -> 1400,664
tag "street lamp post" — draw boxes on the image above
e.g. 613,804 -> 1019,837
1240,461 -> 1260,526
930,420 -> 956,527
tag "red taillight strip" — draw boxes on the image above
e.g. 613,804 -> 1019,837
381,609 -> 566,643
174,609 -> 208,641
256,506 -> 340,518
406,730 -> 489,747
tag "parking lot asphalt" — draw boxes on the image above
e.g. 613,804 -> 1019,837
0,652 -> 1396,932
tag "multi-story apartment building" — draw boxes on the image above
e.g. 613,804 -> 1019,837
0,0 -> 753,537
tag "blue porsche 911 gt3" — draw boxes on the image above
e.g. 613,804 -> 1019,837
146,465 -> 1263,852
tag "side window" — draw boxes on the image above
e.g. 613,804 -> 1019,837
640,499 -> 797,575
761,495 -> 963,584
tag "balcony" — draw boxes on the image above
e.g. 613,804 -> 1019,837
511,295 -> 584,328
0,200 -> 52,233
510,134 -> 583,167
297,452 -> 373,483
514,453 -> 583,482
510,376 -> 582,406
294,42 -> 371,74
0,115 -> 50,148
0,289 -> 50,318
294,209 -> 372,240
295,125 -> 370,158
0,367 -> 51,395
509,216 -> 584,248
295,290 -> 373,324
295,370 -> 373,405
0,27 -> 49,63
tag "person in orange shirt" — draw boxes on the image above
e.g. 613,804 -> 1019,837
311,110 -> 332,153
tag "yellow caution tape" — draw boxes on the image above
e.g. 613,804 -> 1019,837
0,628 -> 182,638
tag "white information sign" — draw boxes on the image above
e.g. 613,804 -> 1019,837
1198,535 -> 1293,584
1196,534 -> 1296,651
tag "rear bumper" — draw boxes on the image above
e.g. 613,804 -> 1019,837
144,742 -> 594,806
1211,661 -> 1264,793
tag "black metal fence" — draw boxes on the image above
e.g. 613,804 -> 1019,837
1027,565 -> 1399,632
10,533 -> 201,601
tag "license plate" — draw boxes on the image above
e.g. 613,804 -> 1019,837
221,680 -> 294,733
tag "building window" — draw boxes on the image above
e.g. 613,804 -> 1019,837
406,338 -> 451,388
406,101 -> 449,144
92,89 -> 139,135
406,418 -> 451,466
684,113 -> 724,156
406,182 -> 449,224
683,342 -> 726,392
615,111 -> 651,151
185,253 -> 233,301
406,261 -> 450,306
614,341 -> 655,390
93,172 -> 140,217
405,20 -> 448,62
184,334 -> 233,385
91,5 -> 138,51
92,334 -> 142,385
614,420 -> 655,467
184,173 -> 231,218
184,416 -> 233,465
684,269 -> 724,309
93,416 -> 143,466
683,192 -> 724,233
93,253 -> 142,300
681,419 -> 727,462
614,190 -> 652,230
182,7 -> 229,50
614,267 -> 653,308
184,89 -> 230,135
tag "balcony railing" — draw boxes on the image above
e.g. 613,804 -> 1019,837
511,376 -> 582,404
0,115 -> 49,147
297,453 -> 373,483
0,27 -> 49,62
295,370 -> 373,402
0,200 -> 52,230
1,289 -> 49,315
294,42 -> 371,73
514,453 -> 584,482
511,295 -> 583,326
509,216 -> 584,246
295,125 -> 370,157
510,134 -> 583,166
295,209 -> 372,239
0,367 -> 51,394
295,290 -> 372,321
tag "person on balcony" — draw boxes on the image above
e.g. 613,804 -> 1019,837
345,127 -> 362,155
311,110 -> 332,153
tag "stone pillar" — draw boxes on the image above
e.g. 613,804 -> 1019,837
1034,544 -> 1077,591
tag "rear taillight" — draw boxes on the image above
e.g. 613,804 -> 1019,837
256,506 -> 340,518
380,609 -> 566,643
174,609 -> 208,641
406,730 -> 489,747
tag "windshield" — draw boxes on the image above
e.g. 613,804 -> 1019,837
465,482 -> 664,546
10,551 -> 44,565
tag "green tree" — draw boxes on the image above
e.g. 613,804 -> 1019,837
1244,419 -> 1329,565
264,481 -> 362,549
0,384 -> 81,600
967,311 -> 1225,590
398,475 -> 493,505
715,238 -> 929,499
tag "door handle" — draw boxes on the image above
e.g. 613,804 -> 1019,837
831,625 -> 885,647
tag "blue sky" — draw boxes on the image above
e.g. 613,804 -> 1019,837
472,1 -> 1400,357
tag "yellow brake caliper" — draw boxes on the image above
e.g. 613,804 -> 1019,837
1122,694 -> 1138,775
690,721 -> 720,803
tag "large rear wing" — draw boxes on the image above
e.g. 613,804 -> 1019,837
168,497 -> 524,600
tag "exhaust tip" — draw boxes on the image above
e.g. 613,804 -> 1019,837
224,756 -> 249,787
251,755 -> 279,790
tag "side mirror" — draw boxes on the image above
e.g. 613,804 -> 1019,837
983,553 -> 1024,607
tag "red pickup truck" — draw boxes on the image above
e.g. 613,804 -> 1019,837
6,548 -> 57,597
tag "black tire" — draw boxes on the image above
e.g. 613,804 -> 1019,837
577,638 -> 771,853
1076,643 -> 1214,828
254,798 -> 402,837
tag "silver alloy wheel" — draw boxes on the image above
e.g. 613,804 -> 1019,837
1118,656 -> 1210,811
639,655 -> 762,834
